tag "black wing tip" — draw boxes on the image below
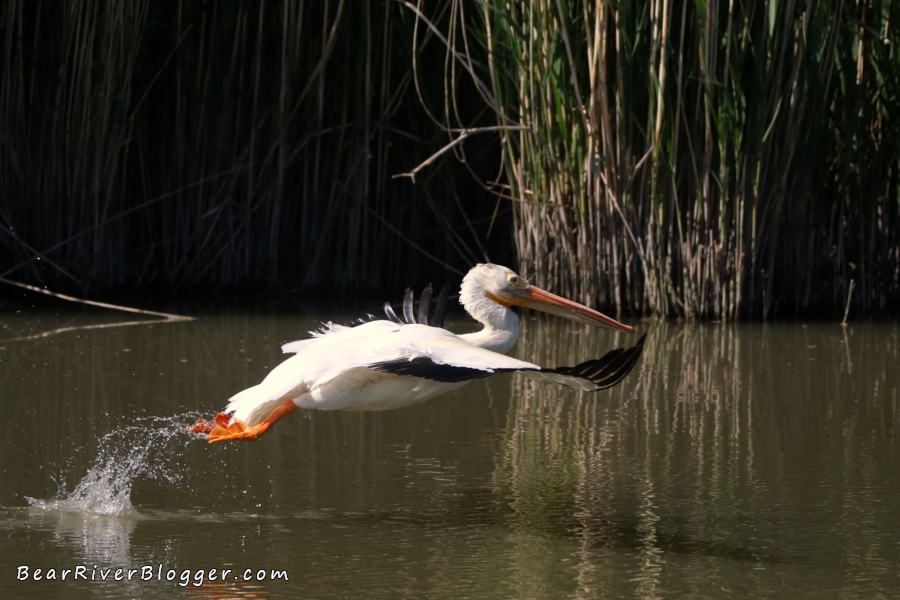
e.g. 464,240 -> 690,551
543,332 -> 646,391
588,333 -> 645,389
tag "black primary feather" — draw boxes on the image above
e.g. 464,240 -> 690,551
417,284 -> 433,325
430,282 -> 451,328
402,289 -> 416,324
380,281 -> 451,328
383,302 -> 403,324
534,334 -> 646,390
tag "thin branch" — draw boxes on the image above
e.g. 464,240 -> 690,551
0,319 -> 188,344
393,126 -> 531,182
365,207 -> 465,275
0,278 -> 194,322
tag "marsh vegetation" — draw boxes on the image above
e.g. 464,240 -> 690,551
1,1 -> 898,319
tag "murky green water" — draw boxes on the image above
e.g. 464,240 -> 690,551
1,301 -> 898,599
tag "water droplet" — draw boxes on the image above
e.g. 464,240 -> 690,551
26,413 -> 203,517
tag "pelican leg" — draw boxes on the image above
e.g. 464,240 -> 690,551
202,400 -> 299,443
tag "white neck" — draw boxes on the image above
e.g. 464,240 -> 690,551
457,278 -> 520,354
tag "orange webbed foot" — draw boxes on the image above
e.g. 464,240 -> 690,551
190,413 -> 231,435
206,418 -> 272,443
191,400 -> 298,443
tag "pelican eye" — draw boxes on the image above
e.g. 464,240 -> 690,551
508,273 -> 528,289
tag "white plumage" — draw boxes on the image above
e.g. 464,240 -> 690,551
225,320 -> 539,421
192,264 -> 643,443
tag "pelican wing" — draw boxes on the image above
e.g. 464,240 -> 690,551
366,356 -> 496,383
231,321 -> 444,422
369,334 -> 645,391
368,336 -> 539,382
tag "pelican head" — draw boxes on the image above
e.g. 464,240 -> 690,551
460,263 -> 635,333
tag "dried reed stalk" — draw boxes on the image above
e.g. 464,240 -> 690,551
407,0 -> 900,319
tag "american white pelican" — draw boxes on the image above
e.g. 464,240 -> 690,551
191,263 -> 644,443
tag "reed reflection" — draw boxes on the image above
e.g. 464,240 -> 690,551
497,319 -> 900,597
2,305 -> 898,599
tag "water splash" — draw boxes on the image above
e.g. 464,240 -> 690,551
26,413 -> 203,517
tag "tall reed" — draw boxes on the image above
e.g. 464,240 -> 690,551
416,0 -> 900,318
2,1 -> 898,318
0,1 -> 500,293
